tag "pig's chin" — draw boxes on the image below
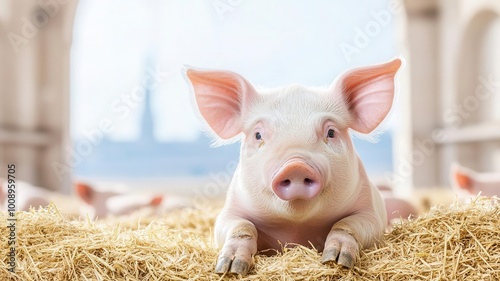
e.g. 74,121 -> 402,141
273,196 -> 322,221
284,199 -> 315,212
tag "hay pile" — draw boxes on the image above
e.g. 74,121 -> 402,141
1,198 -> 499,280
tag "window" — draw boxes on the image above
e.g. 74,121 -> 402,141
71,0 -> 398,189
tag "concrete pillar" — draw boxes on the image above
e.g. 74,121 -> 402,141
396,0 -> 440,190
0,0 -> 78,192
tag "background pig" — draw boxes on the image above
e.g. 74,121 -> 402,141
75,182 -> 193,218
105,192 -> 193,216
1,179 -> 51,211
0,178 -> 192,218
377,183 -> 418,225
75,181 -> 124,218
186,58 -> 402,275
451,163 -> 500,198
0,179 -> 79,215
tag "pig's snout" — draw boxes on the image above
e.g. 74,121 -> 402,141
271,161 -> 322,201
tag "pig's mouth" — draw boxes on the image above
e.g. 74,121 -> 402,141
271,159 -> 323,201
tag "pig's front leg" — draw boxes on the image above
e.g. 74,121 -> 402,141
321,212 -> 384,268
214,214 -> 258,275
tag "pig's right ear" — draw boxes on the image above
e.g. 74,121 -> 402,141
185,69 -> 257,139
451,163 -> 475,194
335,58 -> 402,134
74,182 -> 94,204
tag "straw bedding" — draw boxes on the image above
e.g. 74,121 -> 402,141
1,197 -> 499,280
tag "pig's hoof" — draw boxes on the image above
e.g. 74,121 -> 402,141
229,259 -> 250,274
215,256 -> 251,275
321,229 -> 359,268
214,241 -> 255,275
215,257 -> 232,273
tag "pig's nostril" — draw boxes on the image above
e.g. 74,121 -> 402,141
304,178 -> 315,185
280,179 -> 291,187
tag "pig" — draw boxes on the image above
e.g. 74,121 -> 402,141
0,179 -> 190,217
1,179 -> 51,211
185,58 -> 403,275
0,179 -> 82,215
105,193 -> 193,215
75,182 -> 193,218
377,184 -> 418,225
75,181 -> 127,218
451,163 -> 500,198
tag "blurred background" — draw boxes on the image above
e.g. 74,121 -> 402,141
0,0 -> 499,206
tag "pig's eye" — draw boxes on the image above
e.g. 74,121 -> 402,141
327,129 -> 335,138
255,132 -> 265,148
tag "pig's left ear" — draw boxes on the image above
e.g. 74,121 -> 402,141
451,163 -> 475,194
336,58 -> 402,134
186,68 -> 257,139
74,182 -> 94,204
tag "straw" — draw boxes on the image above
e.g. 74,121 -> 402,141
1,197 -> 499,280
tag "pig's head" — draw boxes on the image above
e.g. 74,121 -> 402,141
451,163 -> 500,197
186,58 -> 402,220
74,182 -> 121,218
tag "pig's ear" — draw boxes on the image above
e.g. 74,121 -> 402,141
186,68 -> 257,139
451,163 -> 475,194
74,182 -> 94,204
150,195 -> 163,206
337,58 -> 402,134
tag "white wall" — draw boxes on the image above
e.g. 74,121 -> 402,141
0,0 -> 78,192
396,0 -> 500,192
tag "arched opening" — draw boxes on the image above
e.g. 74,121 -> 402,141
456,10 -> 500,171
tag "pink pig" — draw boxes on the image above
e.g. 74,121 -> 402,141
1,179 -> 52,211
75,182 -> 192,218
377,184 -> 418,224
185,58 -> 403,275
451,163 -> 500,198
75,182 -> 162,218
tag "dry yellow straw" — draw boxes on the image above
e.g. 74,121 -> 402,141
1,197 -> 499,280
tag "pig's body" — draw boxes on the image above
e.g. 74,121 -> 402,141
0,179 -> 192,217
0,180 -> 81,215
218,158 -> 385,252
186,58 -> 402,275
1,180 -> 53,211
377,184 -> 418,224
